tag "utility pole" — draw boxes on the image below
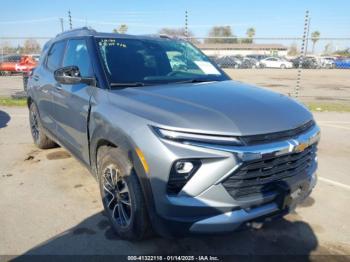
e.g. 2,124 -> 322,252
304,17 -> 311,55
68,10 -> 72,30
60,18 -> 64,32
295,10 -> 310,98
185,10 -> 188,38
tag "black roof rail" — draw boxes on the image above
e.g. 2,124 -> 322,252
141,34 -> 187,41
55,27 -> 97,38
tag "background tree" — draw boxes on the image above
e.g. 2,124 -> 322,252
205,26 -> 237,44
334,48 -> 350,57
113,24 -> 128,34
22,39 -> 41,54
323,42 -> 334,55
158,27 -> 194,37
244,27 -> 256,43
311,31 -> 321,53
0,41 -> 17,56
288,43 -> 299,56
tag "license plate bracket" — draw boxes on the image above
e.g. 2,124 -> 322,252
282,181 -> 310,211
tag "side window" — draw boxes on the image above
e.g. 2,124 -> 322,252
63,39 -> 92,77
46,41 -> 66,71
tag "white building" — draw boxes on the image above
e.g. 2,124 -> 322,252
196,43 -> 288,57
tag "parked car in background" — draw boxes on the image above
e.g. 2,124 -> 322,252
319,57 -> 335,69
334,58 -> 350,69
260,57 -> 293,69
291,56 -> 319,69
0,55 -> 37,75
215,56 -> 241,68
29,54 -> 41,62
246,54 -> 268,61
241,57 -> 259,68
0,55 -> 22,75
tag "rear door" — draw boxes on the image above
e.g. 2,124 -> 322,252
50,38 -> 94,164
34,40 -> 66,132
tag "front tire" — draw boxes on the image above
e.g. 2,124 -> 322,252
97,146 -> 151,240
29,102 -> 56,149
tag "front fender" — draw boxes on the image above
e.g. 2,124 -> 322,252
89,110 -> 136,179
88,105 -> 164,234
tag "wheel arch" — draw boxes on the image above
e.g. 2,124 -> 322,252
89,124 -> 160,234
89,123 -> 141,180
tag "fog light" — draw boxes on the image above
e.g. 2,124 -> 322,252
175,161 -> 194,174
168,159 -> 201,194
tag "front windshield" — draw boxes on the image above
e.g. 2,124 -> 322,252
96,37 -> 229,85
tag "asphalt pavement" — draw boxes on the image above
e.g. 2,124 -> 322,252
0,106 -> 349,258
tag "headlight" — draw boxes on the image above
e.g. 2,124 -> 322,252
152,126 -> 243,146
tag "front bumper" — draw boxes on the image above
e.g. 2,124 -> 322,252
133,123 -> 320,235
190,169 -> 317,233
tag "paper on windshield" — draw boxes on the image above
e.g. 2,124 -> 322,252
194,61 -> 221,75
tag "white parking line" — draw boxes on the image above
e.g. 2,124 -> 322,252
319,176 -> 350,191
318,123 -> 350,131
318,121 -> 350,124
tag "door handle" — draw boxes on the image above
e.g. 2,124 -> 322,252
33,75 -> 39,81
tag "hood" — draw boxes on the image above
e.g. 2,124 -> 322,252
109,80 -> 313,136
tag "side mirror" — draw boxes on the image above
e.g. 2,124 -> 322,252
54,66 -> 96,86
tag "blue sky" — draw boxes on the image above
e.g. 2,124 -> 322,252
0,0 -> 349,38
0,0 -> 349,53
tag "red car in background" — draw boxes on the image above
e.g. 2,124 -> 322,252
0,55 -> 37,75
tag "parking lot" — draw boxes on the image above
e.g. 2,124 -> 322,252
228,69 -> 350,103
0,106 -> 350,258
1,69 -> 350,104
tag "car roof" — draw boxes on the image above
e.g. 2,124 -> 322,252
52,27 -> 182,42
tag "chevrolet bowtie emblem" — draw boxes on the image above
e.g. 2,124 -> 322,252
295,143 -> 308,152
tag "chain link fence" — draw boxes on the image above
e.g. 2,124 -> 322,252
186,37 -> 350,106
0,36 -> 349,106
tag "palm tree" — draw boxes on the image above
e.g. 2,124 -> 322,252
246,27 -> 256,43
311,31 -> 321,53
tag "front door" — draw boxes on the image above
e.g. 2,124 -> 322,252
50,38 -> 94,164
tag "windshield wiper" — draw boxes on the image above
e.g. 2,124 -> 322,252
110,82 -> 145,87
173,78 -> 218,84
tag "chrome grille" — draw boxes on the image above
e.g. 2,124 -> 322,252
222,144 -> 317,199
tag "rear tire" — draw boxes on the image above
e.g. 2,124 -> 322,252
29,102 -> 56,149
97,146 -> 151,240
280,64 -> 286,69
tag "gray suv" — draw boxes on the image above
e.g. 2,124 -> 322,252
27,28 -> 320,240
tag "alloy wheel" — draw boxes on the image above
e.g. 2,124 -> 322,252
102,165 -> 132,227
